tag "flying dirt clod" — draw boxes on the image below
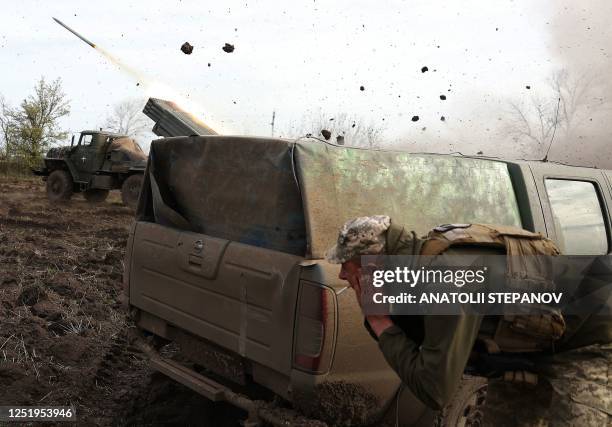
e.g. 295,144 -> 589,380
181,42 -> 194,55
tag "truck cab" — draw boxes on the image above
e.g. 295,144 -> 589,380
70,131 -> 117,182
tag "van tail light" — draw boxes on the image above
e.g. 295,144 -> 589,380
293,281 -> 337,374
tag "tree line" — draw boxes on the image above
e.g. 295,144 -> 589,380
0,78 -> 151,165
502,69 -> 610,159
2,69 -> 604,167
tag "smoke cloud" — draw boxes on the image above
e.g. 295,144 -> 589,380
545,1 -> 612,167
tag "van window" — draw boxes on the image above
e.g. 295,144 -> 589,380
295,143 -> 524,258
545,179 -> 608,255
80,134 -> 93,146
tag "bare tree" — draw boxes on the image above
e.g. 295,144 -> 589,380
104,98 -> 151,139
281,110 -> 386,148
550,70 -> 609,137
505,95 -> 559,146
503,69 -> 607,152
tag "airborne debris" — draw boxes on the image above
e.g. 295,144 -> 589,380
207,63 -> 211,67
440,94 -> 447,100
440,116 -> 446,121
421,66 -> 429,73
321,129 -> 332,140
411,116 -> 419,122
222,43 -> 235,53
180,42 -> 194,55
359,85 -> 365,91
526,85 -> 531,89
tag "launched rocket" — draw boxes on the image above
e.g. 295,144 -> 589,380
52,17 -> 96,48
50,16 -> 226,134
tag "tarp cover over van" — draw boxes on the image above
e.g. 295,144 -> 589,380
293,141 -> 522,258
140,136 -> 522,259
139,136 -> 307,255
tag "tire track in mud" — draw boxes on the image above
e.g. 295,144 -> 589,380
77,332 -> 152,425
0,179 -> 148,425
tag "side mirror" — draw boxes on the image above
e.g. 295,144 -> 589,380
71,135 -> 75,147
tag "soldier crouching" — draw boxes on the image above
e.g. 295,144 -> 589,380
326,215 -> 612,426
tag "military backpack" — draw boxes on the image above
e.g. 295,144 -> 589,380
421,223 -> 565,353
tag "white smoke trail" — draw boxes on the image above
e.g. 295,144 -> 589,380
94,45 -> 230,134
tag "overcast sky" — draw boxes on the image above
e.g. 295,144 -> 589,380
1,1 -> 610,161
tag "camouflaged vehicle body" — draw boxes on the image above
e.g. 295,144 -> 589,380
35,97 -> 220,190
35,130 -> 147,190
124,135 -> 612,426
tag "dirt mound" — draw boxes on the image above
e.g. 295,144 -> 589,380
120,372 -> 244,426
294,381 -> 380,426
17,285 -> 47,306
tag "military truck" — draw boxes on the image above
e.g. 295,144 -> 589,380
34,98 -> 217,208
33,130 -> 147,207
124,135 -> 612,426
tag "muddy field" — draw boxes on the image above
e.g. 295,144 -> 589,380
0,178 -> 243,426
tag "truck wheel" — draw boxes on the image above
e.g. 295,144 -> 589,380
84,189 -> 109,203
46,170 -> 73,202
435,376 -> 488,427
121,174 -> 143,209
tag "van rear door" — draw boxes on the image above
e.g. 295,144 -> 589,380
129,221 -> 303,376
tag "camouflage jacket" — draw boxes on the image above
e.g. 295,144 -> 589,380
373,222 -> 612,410
373,222 -> 484,410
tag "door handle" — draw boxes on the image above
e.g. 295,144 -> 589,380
188,254 -> 203,267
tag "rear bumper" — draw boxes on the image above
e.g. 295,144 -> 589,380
132,332 -> 327,427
